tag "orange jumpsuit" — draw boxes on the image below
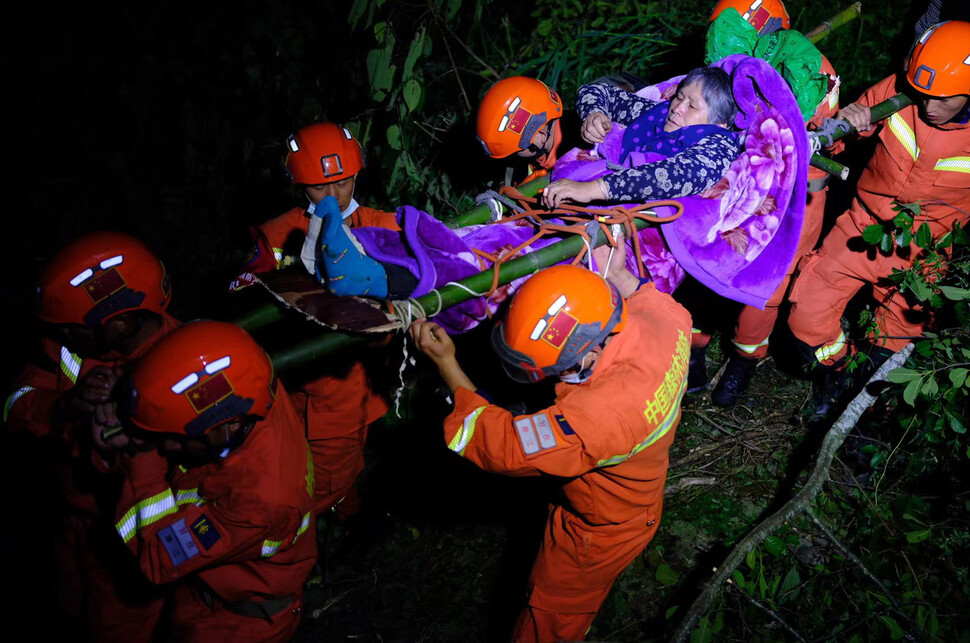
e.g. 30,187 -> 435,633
5,314 -> 180,642
443,284 -> 691,641
243,204 -> 398,516
114,381 -> 316,642
789,74 -> 970,365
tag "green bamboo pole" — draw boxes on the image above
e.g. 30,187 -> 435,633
805,2 -> 862,44
268,330 -> 367,373
810,155 -> 850,180
809,92 -> 914,179
448,175 -> 549,228
267,211 -> 662,371
235,301 -> 286,332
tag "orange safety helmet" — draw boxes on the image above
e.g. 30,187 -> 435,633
476,76 -> 563,159
127,321 -> 275,437
491,265 -> 627,382
709,0 -> 790,35
907,21 -> 970,98
38,232 -> 171,327
284,122 -> 364,185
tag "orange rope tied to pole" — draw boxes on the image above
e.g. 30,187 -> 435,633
468,186 -> 684,298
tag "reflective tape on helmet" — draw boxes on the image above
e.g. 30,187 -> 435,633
886,113 -> 920,162
934,156 -> 970,174
261,539 -> 284,558
449,406 -> 486,456
814,331 -> 846,363
116,488 -> 178,543
4,386 -> 35,422
60,346 -> 82,384
732,337 -> 770,355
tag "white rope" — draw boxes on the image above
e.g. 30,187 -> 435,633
442,281 -> 489,297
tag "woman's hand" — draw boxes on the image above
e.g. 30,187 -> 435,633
541,179 -> 608,209
581,112 -> 613,144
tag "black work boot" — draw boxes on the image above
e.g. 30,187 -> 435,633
687,346 -> 708,394
807,368 -> 857,427
711,355 -> 758,407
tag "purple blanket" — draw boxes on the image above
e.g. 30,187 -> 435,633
553,54 -> 808,308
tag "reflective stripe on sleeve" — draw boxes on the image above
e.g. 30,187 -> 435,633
261,539 -> 284,558
934,156 -> 970,174
175,488 -> 204,507
732,337 -> 770,355
116,488 -> 178,543
886,113 -> 920,162
59,347 -> 82,384
273,247 -> 285,269
814,331 -> 846,363
449,406 -> 486,456
4,386 -> 35,422
292,512 -> 312,544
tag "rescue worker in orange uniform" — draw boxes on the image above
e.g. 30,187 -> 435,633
409,242 -> 691,641
787,21 -> 970,422
691,0 -> 843,406
476,76 -> 565,184
104,321 -> 317,641
234,122 -> 398,518
5,232 -> 180,641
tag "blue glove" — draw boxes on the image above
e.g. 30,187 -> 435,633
314,196 -> 389,298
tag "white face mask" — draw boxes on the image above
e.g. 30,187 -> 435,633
559,354 -> 594,385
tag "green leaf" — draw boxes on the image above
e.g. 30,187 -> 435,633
893,211 -> 914,229
712,610 -> 725,633
408,526 -> 420,540
915,222 -> 934,249
949,368 -> 968,388
732,569 -> 746,590
402,28 -> 426,80
907,276 -> 932,301
870,451 -> 887,469
446,0 -> 462,21
903,378 -> 921,406
690,615 -> 713,643
895,228 -> 913,247
920,374 -> 938,398
349,0 -> 369,30
862,224 -> 885,244
879,614 -> 905,640
947,411 -> 966,434
402,79 -> 423,114
664,605 -> 679,620
764,535 -> 786,556
778,567 -> 800,598
905,528 -> 931,543
386,124 -> 402,150
940,286 -> 970,301
879,232 -> 894,254
656,564 -> 680,586
745,549 -> 756,569
887,368 -> 921,383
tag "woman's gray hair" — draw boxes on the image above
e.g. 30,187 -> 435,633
677,66 -> 738,127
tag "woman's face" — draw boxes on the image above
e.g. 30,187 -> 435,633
664,82 -> 713,132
